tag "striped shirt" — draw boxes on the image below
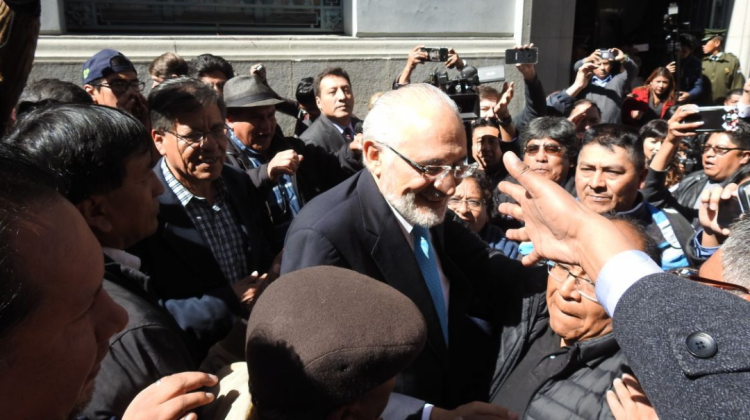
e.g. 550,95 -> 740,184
161,159 -> 249,283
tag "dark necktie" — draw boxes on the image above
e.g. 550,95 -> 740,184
343,127 -> 354,142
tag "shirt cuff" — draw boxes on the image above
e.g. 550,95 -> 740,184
421,404 -> 434,420
692,229 -> 720,259
739,103 -> 750,119
596,250 -> 662,317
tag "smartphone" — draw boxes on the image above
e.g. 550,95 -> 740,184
505,47 -> 538,65
420,47 -> 449,62
717,180 -> 750,227
599,49 -> 615,60
683,106 -> 740,132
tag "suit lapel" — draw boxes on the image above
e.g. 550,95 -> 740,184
154,160 -> 225,283
222,167 -> 255,256
357,173 -> 450,366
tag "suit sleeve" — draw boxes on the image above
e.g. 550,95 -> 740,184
83,326 -> 196,420
512,76 -> 547,131
613,273 -> 750,419
641,167 -> 697,222
281,227 -> 345,274
381,393 -> 426,420
161,288 -> 239,349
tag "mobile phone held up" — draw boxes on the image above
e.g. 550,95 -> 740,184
505,47 -> 538,65
717,180 -> 750,227
683,106 -> 741,132
420,47 -> 449,62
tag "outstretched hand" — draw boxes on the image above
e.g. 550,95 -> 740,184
122,372 -> 218,420
497,152 -> 635,279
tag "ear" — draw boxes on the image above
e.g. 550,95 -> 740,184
362,139 -> 382,176
152,129 -> 168,156
315,95 -> 322,109
739,152 -> 750,166
83,84 -> 99,103
76,196 -> 114,235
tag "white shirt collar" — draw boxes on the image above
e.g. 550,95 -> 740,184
102,247 -> 142,270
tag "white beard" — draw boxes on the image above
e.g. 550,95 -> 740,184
384,190 -> 445,228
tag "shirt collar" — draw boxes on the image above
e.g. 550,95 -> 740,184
102,247 -> 142,270
228,128 -> 265,161
331,120 -> 355,135
591,74 -> 613,87
161,158 -> 227,208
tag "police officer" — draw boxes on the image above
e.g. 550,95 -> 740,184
702,28 -> 745,104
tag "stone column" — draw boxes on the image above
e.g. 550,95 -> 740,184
726,0 -> 750,77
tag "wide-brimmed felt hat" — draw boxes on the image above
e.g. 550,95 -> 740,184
223,75 -> 284,108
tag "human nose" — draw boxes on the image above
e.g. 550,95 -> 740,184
535,148 -> 548,161
96,289 -> 129,342
589,169 -> 606,189
556,275 -> 581,301
335,88 -> 346,101
435,171 -> 457,196
151,171 -> 165,197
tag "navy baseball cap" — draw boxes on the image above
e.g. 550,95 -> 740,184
82,49 -> 136,85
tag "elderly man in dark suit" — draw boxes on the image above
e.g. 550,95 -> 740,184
132,77 -> 275,359
282,83 -> 542,418
299,67 -> 363,171
497,151 -> 750,419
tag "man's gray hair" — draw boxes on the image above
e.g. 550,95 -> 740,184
722,217 -> 750,289
363,83 -> 460,149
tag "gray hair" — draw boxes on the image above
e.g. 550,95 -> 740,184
722,217 -> 750,289
363,83 -> 460,150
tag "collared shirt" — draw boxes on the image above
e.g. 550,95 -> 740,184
331,120 -> 356,140
591,74 -> 613,88
102,247 -> 142,270
386,200 -> 450,310
161,159 -> 249,283
708,52 -> 725,62
227,129 -> 300,221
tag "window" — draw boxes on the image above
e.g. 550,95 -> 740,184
64,0 -> 344,34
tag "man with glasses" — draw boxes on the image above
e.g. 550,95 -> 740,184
493,117 -> 578,228
132,78 -> 276,358
82,49 -> 149,126
282,84 -> 543,417
491,217 -> 660,419
643,108 -> 750,227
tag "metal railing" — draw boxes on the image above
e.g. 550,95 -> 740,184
64,0 -> 344,34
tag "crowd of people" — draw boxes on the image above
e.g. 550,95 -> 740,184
2,1 -> 750,419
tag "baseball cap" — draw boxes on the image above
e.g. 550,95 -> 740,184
82,49 -> 137,85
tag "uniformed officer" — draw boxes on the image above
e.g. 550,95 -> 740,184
702,28 -> 745,104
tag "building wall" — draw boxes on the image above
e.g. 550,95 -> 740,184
31,0 -> 579,134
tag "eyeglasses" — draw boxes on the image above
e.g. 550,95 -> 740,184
546,260 -> 599,303
95,80 -> 146,94
702,144 -> 750,156
379,143 -> 479,181
525,144 -> 566,157
668,268 -> 750,301
166,124 -> 229,148
447,197 -> 485,210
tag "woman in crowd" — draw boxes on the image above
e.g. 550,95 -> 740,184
448,171 -> 519,259
623,67 -> 677,127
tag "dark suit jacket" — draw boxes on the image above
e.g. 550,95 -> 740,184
614,273 -> 750,419
131,159 -> 274,358
299,114 -> 363,173
281,170 -> 530,408
83,258 -> 196,420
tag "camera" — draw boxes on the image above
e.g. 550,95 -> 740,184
420,47 -> 449,62
427,67 -> 482,121
599,49 -> 615,60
